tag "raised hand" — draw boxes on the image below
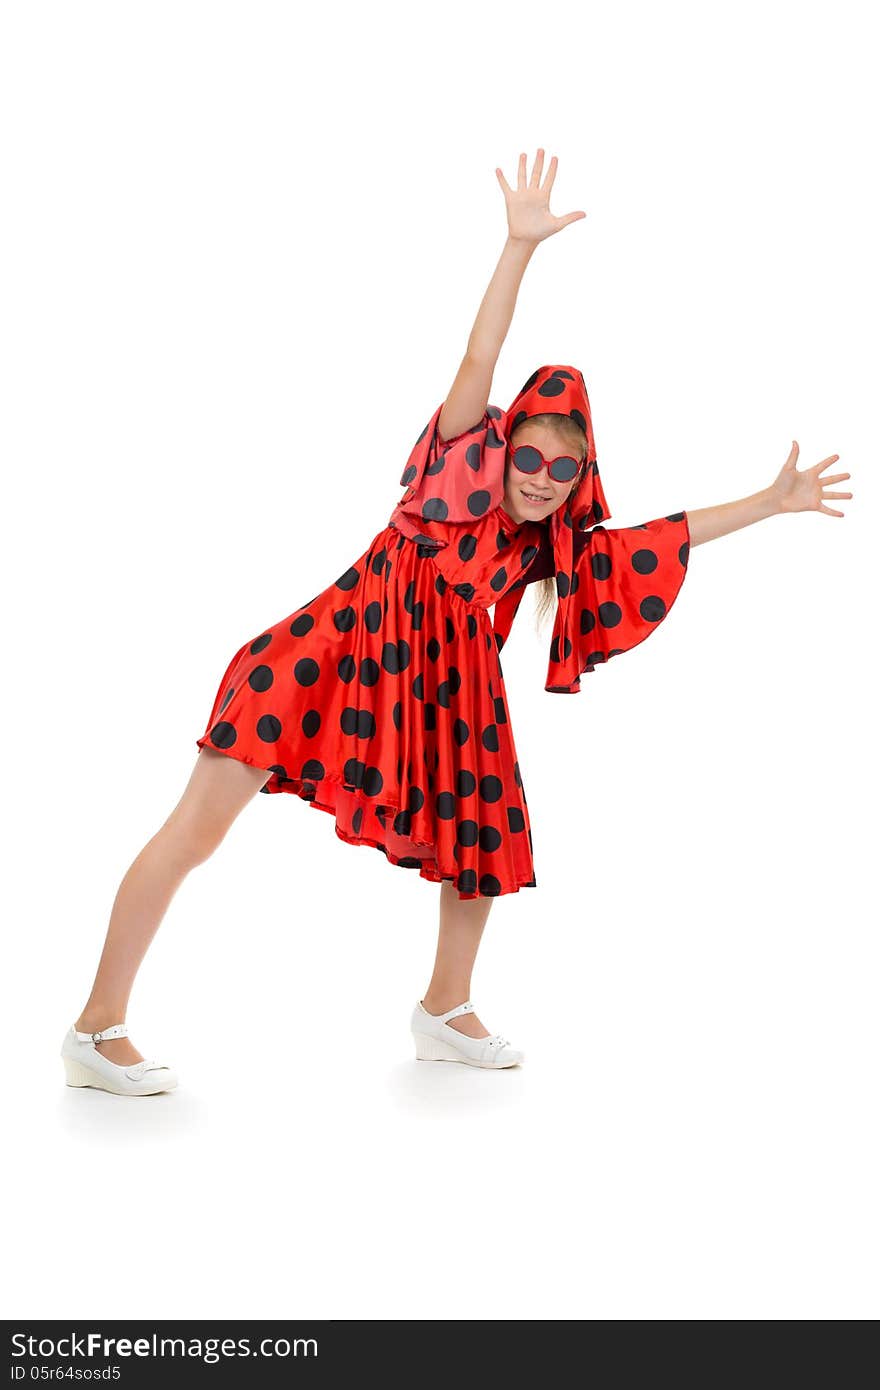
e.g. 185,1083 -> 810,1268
771,442 -> 853,517
495,149 -> 586,246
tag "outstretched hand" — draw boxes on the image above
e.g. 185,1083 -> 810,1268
770,442 -> 853,517
496,150 -> 586,246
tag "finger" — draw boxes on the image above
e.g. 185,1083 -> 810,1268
820,472 -> 851,485
821,491 -> 853,499
495,167 -> 513,195
811,453 -> 841,473
817,503 -> 845,516
555,211 -> 587,229
530,148 -> 545,188
541,154 -> 558,194
518,152 -> 526,190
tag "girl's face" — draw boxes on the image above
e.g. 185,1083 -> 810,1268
502,422 -> 585,526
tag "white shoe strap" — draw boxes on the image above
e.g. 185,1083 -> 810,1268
75,1023 -> 128,1043
437,1001 -> 474,1024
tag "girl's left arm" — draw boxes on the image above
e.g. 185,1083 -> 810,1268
686,442 -> 852,547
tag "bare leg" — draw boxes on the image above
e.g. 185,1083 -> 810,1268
73,747 -> 273,1065
421,880 -> 495,1039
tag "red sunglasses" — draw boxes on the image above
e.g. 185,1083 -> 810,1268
510,443 -> 584,484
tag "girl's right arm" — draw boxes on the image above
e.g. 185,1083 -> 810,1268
437,150 -> 586,443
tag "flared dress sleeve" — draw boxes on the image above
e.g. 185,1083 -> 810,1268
390,402 -> 508,543
540,511 -> 691,692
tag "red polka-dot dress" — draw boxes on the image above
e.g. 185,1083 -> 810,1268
196,383 -> 690,899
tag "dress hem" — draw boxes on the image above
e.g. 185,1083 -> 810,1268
195,735 -> 537,901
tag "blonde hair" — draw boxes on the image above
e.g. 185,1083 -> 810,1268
509,413 -> 588,634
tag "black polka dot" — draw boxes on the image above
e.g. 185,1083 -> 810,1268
479,826 -> 502,852
392,701 -> 402,729
360,657 -> 380,686
294,658 -> 320,686
467,490 -> 491,517
592,552 -> 612,581
436,792 -> 456,820
302,710 -> 321,738
250,633 -> 272,654
408,786 -> 425,814
490,566 -> 508,592
580,609 -> 596,635
401,464 -> 417,487
352,807 -> 364,834
493,697 -> 507,724
290,614 -> 314,637
370,547 -> 387,575
453,718 -> 470,747
336,566 -> 360,591
466,615 -> 477,639
465,443 -> 482,472
333,606 -> 357,633
411,601 -> 425,630
632,548 -> 659,575
481,723 -> 499,752
256,714 -> 282,743
445,617 -> 456,642
427,636 -> 441,662
454,583 -> 475,602
343,758 -> 365,787
556,572 -> 570,598
301,758 -> 324,780
458,535 -> 478,562
479,775 -> 503,803
457,869 -> 477,894
338,654 -> 356,682
248,664 -> 274,692
598,601 -> 622,628
219,687 -> 234,712
437,681 -> 451,709
435,574 -> 448,596
507,806 -> 526,833
426,452 -> 447,476
209,720 -> 236,749
393,809 -> 412,836
341,707 -> 376,739
479,874 -> 502,896
550,635 -> 572,663
456,820 -> 479,848
423,497 -> 448,522
412,673 -> 424,700
456,770 -> 476,797
640,595 -> 667,622
423,702 -> 436,732
521,545 -> 538,568
363,766 -> 383,796
364,601 -> 382,632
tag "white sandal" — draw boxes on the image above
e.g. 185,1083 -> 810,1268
61,1023 -> 178,1096
411,1000 -> 524,1069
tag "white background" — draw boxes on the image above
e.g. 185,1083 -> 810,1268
2,0 -> 876,1320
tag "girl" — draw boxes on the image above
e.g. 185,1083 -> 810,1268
61,150 -> 851,1094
